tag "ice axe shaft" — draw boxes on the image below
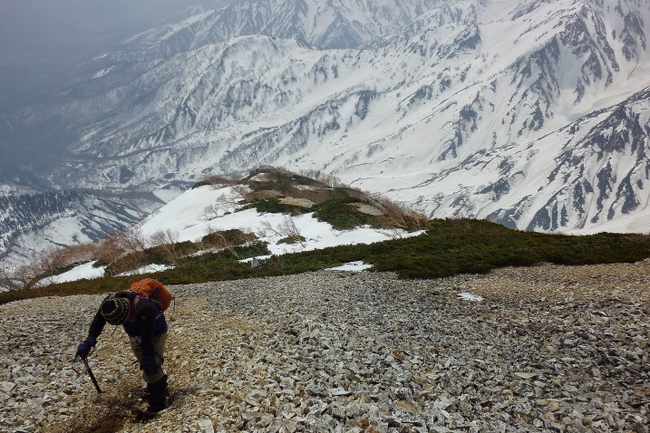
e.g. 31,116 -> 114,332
76,356 -> 102,393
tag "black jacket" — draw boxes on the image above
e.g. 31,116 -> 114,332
88,291 -> 168,357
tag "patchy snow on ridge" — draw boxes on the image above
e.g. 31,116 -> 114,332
4,0 -> 650,278
42,262 -> 106,286
138,184 -> 423,255
47,184 -> 422,283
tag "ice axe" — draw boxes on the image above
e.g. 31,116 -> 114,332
73,355 -> 103,393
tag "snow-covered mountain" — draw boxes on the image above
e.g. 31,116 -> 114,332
115,0 -> 442,55
0,189 -> 160,267
3,0 -> 650,270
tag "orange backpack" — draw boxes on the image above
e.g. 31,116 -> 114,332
129,278 -> 173,311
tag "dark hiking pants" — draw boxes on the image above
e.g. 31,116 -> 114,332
129,333 -> 167,383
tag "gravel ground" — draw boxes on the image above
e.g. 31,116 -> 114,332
1,261 -> 649,433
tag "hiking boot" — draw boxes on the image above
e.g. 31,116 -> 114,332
145,375 -> 168,414
140,374 -> 168,400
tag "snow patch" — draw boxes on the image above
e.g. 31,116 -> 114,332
117,264 -> 175,277
44,262 -> 106,285
457,292 -> 484,302
326,261 -> 373,271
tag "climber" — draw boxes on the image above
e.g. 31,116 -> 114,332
75,287 -> 169,420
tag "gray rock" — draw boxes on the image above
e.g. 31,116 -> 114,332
2,262 -> 650,432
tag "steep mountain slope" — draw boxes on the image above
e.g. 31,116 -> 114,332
115,0 -> 442,56
2,0 -> 650,273
0,190 -> 160,271
43,0 -> 650,234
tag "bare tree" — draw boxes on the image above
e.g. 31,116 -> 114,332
58,242 -> 98,265
193,175 -> 238,189
200,189 -> 248,221
260,217 -> 306,247
200,204 -> 222,221
150,229 -> 181,265
279,217 -> 306,247
215,232 -> 240,258
4,239 -> 109,290
406,208 -> 429,231
203,226 -> 240,258
0,265 -> 21,291
231,184 -> 252,200
372,195 -> 429,231
207,176 -> 238,190
94,227 -> 149,274
0,247 -> 62,291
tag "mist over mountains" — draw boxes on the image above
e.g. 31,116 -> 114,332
1,0 -> 650,269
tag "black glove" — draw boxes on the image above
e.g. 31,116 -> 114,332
141,355 -> 159,376
76,337 -> 97,359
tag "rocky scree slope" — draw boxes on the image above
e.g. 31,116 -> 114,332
1,262 -> 649,433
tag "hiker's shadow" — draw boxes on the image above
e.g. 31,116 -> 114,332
167,385 -> 202,409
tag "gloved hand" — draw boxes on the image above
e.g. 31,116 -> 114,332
75,337 -> 97,359
141,355 -> 159,376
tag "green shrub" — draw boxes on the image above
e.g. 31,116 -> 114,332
249,198 -> 303,215
278,236 -> 307,245
201,229 -> 256,247
362,220 -> 650,279
313,199 -> 381,230
144,246 -> 174,265
291,175 -> 319,186
4,217 -> 650,306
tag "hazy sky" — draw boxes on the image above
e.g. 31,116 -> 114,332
0,1 -> 183,61
0,0 -> 234,102
0,0 -> 235,169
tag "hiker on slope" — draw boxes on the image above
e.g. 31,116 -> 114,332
75,288 -> 169,418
